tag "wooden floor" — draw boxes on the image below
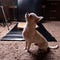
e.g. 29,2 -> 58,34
0,21 -> 60,60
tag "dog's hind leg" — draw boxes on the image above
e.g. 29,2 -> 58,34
27,42 -> 31,52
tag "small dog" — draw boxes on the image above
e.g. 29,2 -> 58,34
22,12 -> 58,52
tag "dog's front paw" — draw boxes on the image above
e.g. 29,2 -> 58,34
24,47 -> 29,52
25,49 -> 30,52
24,47 -> 27,51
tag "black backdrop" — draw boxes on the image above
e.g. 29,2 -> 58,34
17,0 -> 43,21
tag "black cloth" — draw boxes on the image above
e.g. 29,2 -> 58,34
37,22 -> 57,42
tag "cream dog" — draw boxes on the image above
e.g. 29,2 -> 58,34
22,13 -> 58,52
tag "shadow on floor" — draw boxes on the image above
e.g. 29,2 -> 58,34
28,49 -> 54,60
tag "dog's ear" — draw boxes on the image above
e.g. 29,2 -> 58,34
37,16 -> 43,22
35,16 -> 43,22
38,16 -> 43,20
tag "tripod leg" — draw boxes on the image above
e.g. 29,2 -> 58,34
1,6 -> 9,30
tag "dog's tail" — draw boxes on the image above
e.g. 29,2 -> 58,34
49,45 -> 59,49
